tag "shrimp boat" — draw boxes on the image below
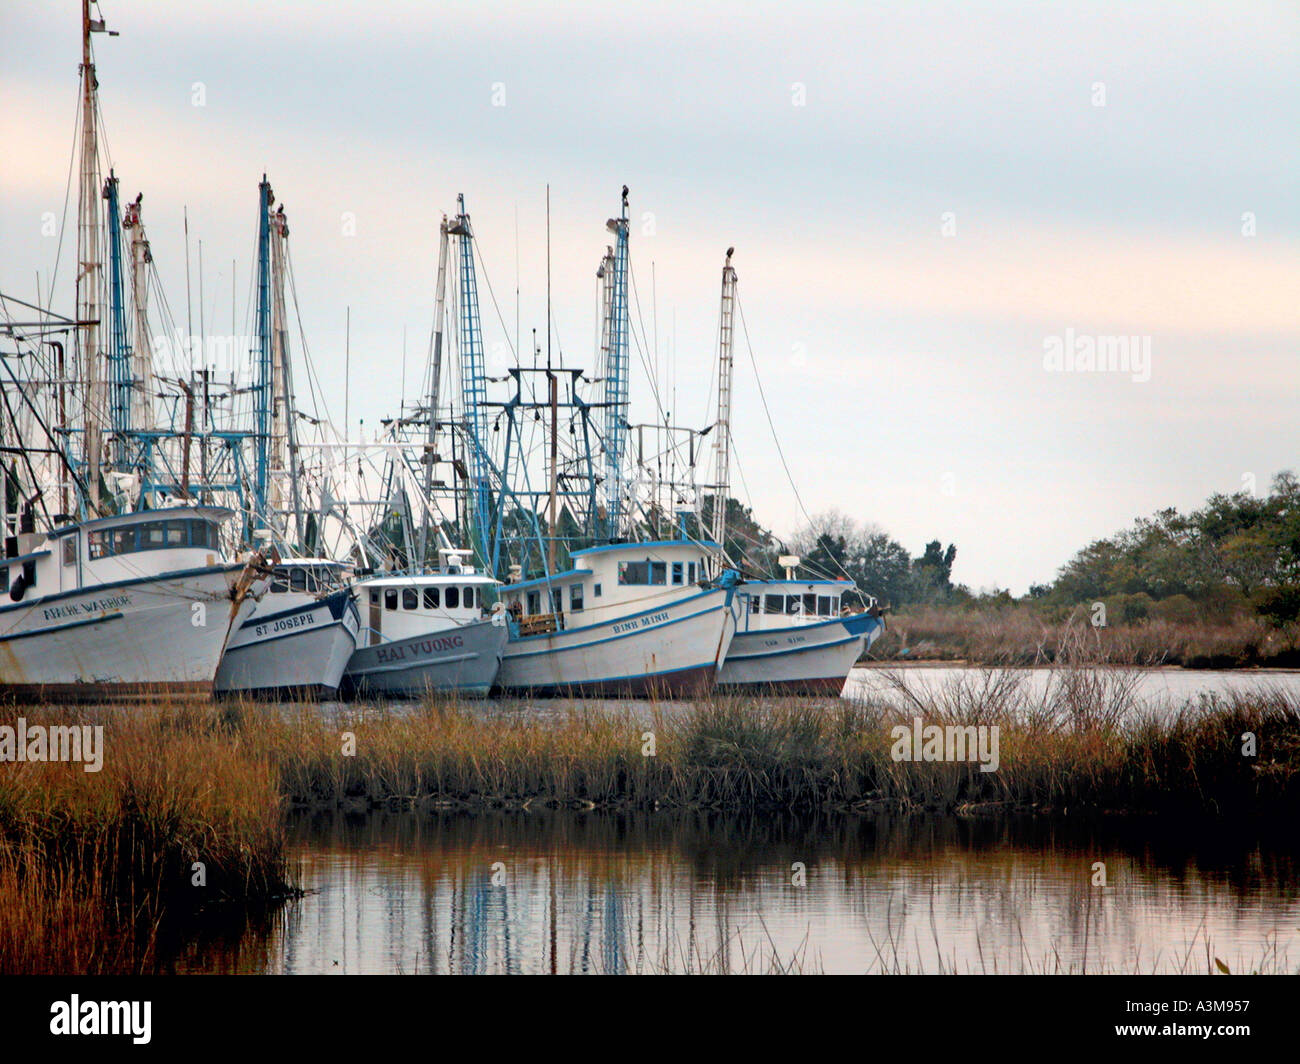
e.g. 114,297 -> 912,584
495,538 -> 738,697
214,558 -> 360,699
342,549 -> 507,698
0,506 -> 264,701
718,570 -> 885,695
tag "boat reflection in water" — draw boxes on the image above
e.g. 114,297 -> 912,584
170,810 -> 1300,975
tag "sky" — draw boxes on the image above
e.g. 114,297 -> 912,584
1,0 -> 1296,593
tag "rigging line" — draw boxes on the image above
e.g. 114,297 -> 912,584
626,263 -> 668,423
44,78 -> 83,319
471,235 -> 518,364
734,291 -> 861,590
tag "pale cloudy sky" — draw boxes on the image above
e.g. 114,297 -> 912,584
2,1 -> 1296,592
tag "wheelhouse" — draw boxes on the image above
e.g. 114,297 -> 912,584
734,579 -> 855,631
4,505 -> 233,603
498,539 -> 720,634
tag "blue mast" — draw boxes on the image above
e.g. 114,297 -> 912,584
252,176 -> 273,530
104,172 -> 132,468
449,194 -> 492,568
602,187 -> 630,540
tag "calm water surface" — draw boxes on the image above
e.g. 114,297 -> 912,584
172,810 -> 1300,975
163,666 -> 1300,975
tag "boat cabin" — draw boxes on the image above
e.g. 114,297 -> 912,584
3,505 -> 231,604
733,578 -> 856,633
355,549 -> 499,646
498,539 -> 719,635
267,558 -> 348,597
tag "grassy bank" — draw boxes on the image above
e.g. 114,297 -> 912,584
870,607 -> 1300,668
0,705 -> 290,974
4,679 -> 1299,973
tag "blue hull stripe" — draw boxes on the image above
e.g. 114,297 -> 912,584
0,563 -> 242,616
1,611 -> 124,642
727,632 -> 859,663
505,604 -> 724,661
508,588 -> 722,644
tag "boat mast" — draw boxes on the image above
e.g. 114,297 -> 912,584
601,186 -> 630,541
710,247 -> 737,561
269,200 -> 303,546
447,194 -> 492,570
419,215 -> 451,563
103,172 -> 131,472
122,192 -> 154,434
76,0 -> 112,516
252,176 -> 273,537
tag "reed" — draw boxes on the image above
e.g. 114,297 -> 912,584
0,704 -> 290,974
223,680 -> 1300,817
872,605 -> 1300,668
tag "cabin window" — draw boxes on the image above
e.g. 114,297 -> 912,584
764,594 -> 783,614
671,562 -> 683,585
369,590 -> 379,605
527,590 -> 540,614
0,567 -> 8,594
818,595 -> 832,616
465,586 -> 477,609
803,593 -> 817,616
688,562 -> 697,584
87,518 -> 219,560
570,584 -> 584,611
618,560 -> 649,585
831,597 -> 841,615
384,589 -> 398,610
650,562 -> 667,585
403,588 -> 419,610
424,587 -> 439,609
786,596 -> 802,615
749,594 -> 760,614
291,568 -> 309,592
593,583 -> 601,598
549,588 -> 563,613
63,536 -> 77,566
272,568 -> 291,593
446,586 -> 460,609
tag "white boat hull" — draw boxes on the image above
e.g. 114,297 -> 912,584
214,588 -> 361,698
343,617 -> 507,699
0,563 -> 256,701
717,612 -> 885,695
496,587 -> 736,697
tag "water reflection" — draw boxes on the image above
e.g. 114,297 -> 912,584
172,811 -> 1300,975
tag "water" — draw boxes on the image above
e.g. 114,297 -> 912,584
170,809 -> 1300,975
162,665 -> 1300,975
846,664 -> 1300,718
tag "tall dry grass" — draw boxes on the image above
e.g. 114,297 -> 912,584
871,605 -> 1300,668
0,704 -> 289,974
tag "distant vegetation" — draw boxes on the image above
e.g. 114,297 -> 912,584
708,471 -> 1300,663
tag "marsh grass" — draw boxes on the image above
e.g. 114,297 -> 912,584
0,703 -> 290,974
873,606 -> 1300,668
4,668 -> 1299,973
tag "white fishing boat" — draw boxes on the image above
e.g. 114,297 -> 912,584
0,506 -> 264,702
495,538 -> 738,697
718,574 -> 884,695
214,558 -> 360,699
342,549 -> 507,699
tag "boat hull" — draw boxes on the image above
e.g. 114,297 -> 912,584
342,617 -> 507,699
214,588 -> 361,699
0,564 -> 256,703
716,611 -> 885,696
495,588 -> 736,698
